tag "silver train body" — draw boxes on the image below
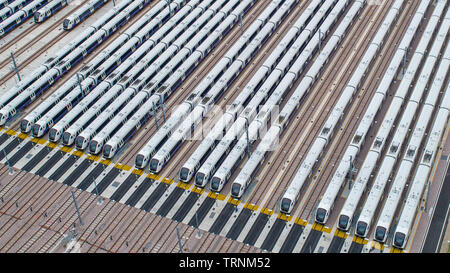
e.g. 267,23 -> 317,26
134,0 -> 257,169
232,0 -> 359,201
0,0 -> 151,126
27,0 -> 188,138
147,0 -> 286,174
316,0 -> 443,226
62,0 -> 108,30
34,0 -> 69,23
336,0 -> 442,232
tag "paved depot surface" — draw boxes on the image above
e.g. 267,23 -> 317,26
0,167 -> 263,253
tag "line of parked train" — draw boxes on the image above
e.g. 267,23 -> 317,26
6,0 -> 259,161
34,0 -> 69,23
0,0 -> 151,126
132,0 -> 278,170
180,0 -> 328,186
312,0 -> 447,249
227,0 -> 364,202
63,0 -> 250,156
145,0 -> 297,175
23,0 -> 182,137
354,3 -> 448,242
135,0 -> 292,174
63,0 -> 108,29
181,0 -> 343,195
0,0 -> 50,35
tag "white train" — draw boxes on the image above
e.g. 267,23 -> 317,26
0,0 -> 33,23
374,12 -> 450,243
0,0 -> 48,35
34,0 -> 69,23
147,0 -> 288,174
27,0 -> 188,137
77,0 -> 227,154
0,0 -> 151,126
51,0 -> 189,144
392,79 -> 450,249
336,0 -> 440,232
208,0 -> 341,192
279,0 -> 402,215
232,0 -> 359,201
63,0 -> 108,30
316,0 -> 440,226
103,0 -> 254,159
134,0 -> 259,169
0,0 -> 16,10
182,0 -> 322,184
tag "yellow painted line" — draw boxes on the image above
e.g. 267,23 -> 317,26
244,203 -> 259,211
114,163 -> 130,170
17,133 -> 28,139
72,151 -> 84,157
277,212 -> 292,221
161,177 -> 174,185
295,218 -> 308,226
227,196 -> 241,205
322,226 -> 332,234
260,207 -> 274,216
207,191 -> 226,201
87,155 -> 100,161
352,236 -> 368,245
191,186 -> 204,194
100,159 -> 111,165
132,169 -> 144,176
177,181 -> 191,190
147,173 -> 160,180
334,229 -> 348,239
312,223 -> 325,232
46,142 -> 57,149
390,247 -> 404,253
6,129 -> 16,136
31,138 -> 46,145
60,146 -> 73,153
371,241 -> 384,251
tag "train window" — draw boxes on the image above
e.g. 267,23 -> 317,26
393,232 -> 405,248
63,132 -> 71,144
211,177 -> 220,191
356,222 -> 367,236
180,167 -> 189,181
195,172 -> 205,185
89,141 -> 98,153
280,198 -> 291,213
375,226 -> 386,242
20,120 -> 29,132
49,129 -> 57,140
390,144 -> 398,153
373,137 -> 383,148
338,215 -> 349,230
315,208 -> 326,223
32,125 -> 40,136
150,158 -> 159,172
103,145 -> 111,158
135,155 -> 144,167
231,183 -> 241,197
423,151 -> 432,162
